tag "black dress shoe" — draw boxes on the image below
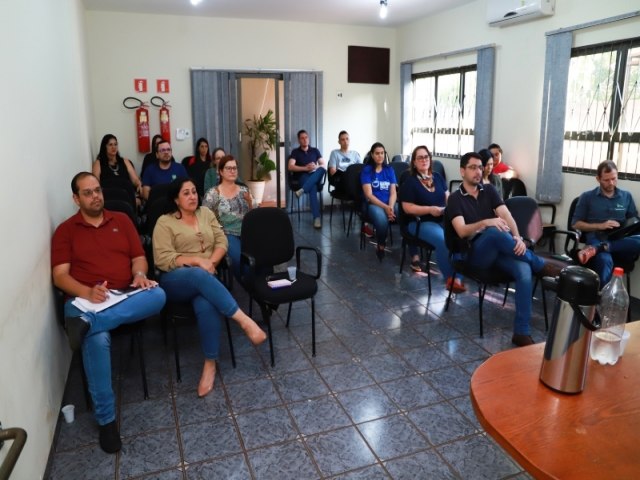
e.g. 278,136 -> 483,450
512,334 -> 535,347
99,421 -> 122,453
65,316 -> 89,351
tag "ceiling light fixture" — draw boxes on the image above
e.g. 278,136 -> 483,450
379,0 -> 388,20
190,0 -> 202,6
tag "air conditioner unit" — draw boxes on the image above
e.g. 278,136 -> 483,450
487,0 -> 556,27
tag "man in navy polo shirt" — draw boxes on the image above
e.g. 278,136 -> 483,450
288,129 -> 326,229
573,160 -> 640,284
141,140 -> 188,200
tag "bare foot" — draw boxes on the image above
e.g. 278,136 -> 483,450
233,311 -> 267,345
197,359 -> 216,398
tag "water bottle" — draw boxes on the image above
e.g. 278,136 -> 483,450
590,267 -> 628,365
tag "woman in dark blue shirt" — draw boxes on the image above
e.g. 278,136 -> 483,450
399,145 -> 465,293
360,142 -> 397,260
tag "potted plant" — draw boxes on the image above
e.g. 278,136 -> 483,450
244,109 -> 278,204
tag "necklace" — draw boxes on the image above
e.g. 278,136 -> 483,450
108,162 -> 120,175
419,174 -> 434,191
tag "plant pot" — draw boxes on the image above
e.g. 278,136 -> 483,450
247,180 -> 266,205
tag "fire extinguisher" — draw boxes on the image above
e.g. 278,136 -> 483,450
151,96 -> 171,143
123,97 -> 151,153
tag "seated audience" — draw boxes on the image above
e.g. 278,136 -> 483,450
52,172 -> 166,453
573,160 -> 640,284
447,152 -> 559,347
140,134 -> 164,178
488,143 -> 517,179
361,142 -> 397,261
141,140 -> 188,200
184,137 -> 211,198
288,129 -> 326,229
202,155 -> 254,280
328,130 -> 361,194
399,145 -> 465,292
478,148 -> 503,198
203,147 -> 227,193
92,134 -> 142,202
152,178 -> 266,398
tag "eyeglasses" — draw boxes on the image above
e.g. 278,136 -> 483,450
79,187 -> 102,197
223,166 -> 238,171
158,148 -> 172,153
415,155 -> 431,161
465,165 -> 484,171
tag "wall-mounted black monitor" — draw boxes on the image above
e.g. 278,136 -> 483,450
348,46 -> 390,85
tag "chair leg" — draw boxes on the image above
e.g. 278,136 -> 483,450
425,249 -> 433,296
478,284 -> 487,337
286,303 -> 293,328
399,241 -> 406,274
258,303 -> 275,367
329,197 -> 334,226
540,283 -> 549,331
311,298 -> 316,357
359,220 -> 366,250
224,317 -> 236,368
172,317 -> 181,383
79,353 -> 92,410
135,328 -> 149,400
502,282 -> 510,306
445,269 -> 456,311
341,200 -> 347,232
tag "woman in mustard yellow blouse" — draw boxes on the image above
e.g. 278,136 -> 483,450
153,178 -> 266,397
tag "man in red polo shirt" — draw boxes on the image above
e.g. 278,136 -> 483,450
51,172 -> 165,453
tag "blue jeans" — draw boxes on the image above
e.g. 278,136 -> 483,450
159,267 -> 239,359
585,236 -> 640,285
226,234 -> 243,281
465,227 -> 544,335
297,167 -> 326,219
367,203 -> 398,246
407,221 -> 454,280
64,287 -> 166,425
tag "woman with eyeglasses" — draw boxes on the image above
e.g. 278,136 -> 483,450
203,147 -> 227,193
399,145 -> 465,292
360,142 -> 397,261
153,177 -> 266,398
202,155 -> 254,280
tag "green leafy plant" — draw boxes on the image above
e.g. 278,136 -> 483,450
244,109 -> 278,181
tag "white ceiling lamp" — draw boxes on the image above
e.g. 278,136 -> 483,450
190,0 -> 202,6
379,0 -> 388,20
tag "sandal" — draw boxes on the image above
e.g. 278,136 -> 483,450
410,260 -> 422,272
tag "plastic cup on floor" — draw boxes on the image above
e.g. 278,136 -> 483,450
61,404 -> 75,423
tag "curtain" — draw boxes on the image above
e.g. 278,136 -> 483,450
535,31 -> 573,203
474,46 -> 495,152
283,72 -> 323,155
400,63 -> 413,155
190,70 -> 238,157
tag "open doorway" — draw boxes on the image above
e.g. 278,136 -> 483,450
238,75 -> 285,207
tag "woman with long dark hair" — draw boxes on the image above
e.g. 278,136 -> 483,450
360,142 -> 397,260
153,177 -> 266,397
92,134 -> 142,199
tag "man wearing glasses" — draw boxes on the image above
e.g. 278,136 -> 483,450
52,172 -> 166,453
446,152 -> 559,347
141,140 -> 188,200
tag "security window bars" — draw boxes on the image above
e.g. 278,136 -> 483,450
563,37 -> 640,180
411,66 -> 476,158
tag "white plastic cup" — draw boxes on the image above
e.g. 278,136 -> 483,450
287,266 -> 297,281
620,330 -> 631,356
394,273 -> 402,285
61,404 -> 75,423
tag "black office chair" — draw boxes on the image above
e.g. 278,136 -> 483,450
397,202 -> 435,295
432,159 -> 446,183
391,154 -> 409,163
449,179 -> 462,193
240,207 -> 322,366
443,211 -> 514,337
391,162 -> 409,186
288,170 -> 326,222
328,172 -> 353,232
506,196 -> 580,327
344,163 -> 365,239
104,199 -> 137,227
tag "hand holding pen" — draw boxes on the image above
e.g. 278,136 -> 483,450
88,280 -> 109,303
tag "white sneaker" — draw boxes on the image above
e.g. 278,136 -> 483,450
313,218 -> 322,229
295,188 -> 304,198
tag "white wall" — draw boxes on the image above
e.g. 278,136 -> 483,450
0,0 -> 94,477
398,0 -> 640,295
84,12 -> 399,171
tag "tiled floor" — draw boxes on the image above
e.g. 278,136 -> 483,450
47,211 -> 565,479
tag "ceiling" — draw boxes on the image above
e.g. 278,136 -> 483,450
83,0 -> 476,28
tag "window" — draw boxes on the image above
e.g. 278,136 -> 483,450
411,65 -> 476,158
562,37 -> 640,180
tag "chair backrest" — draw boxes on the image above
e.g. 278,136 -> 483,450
449,179 -> 462,193
101,178 -> 137,207
147,183 -> 173,208
567,196 -> 584,241
503,178 -> 527,200
105,199 -> 137,226
398,169 -> 411,187
391,162 -> 409,185
443,208 -> 463,254
181,156 -> 192,166
432,160 -> 446,183
505,196 -> 543,244
344,163 -> 364,203
391,154 -> 409,163
241,207 -> 294,268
